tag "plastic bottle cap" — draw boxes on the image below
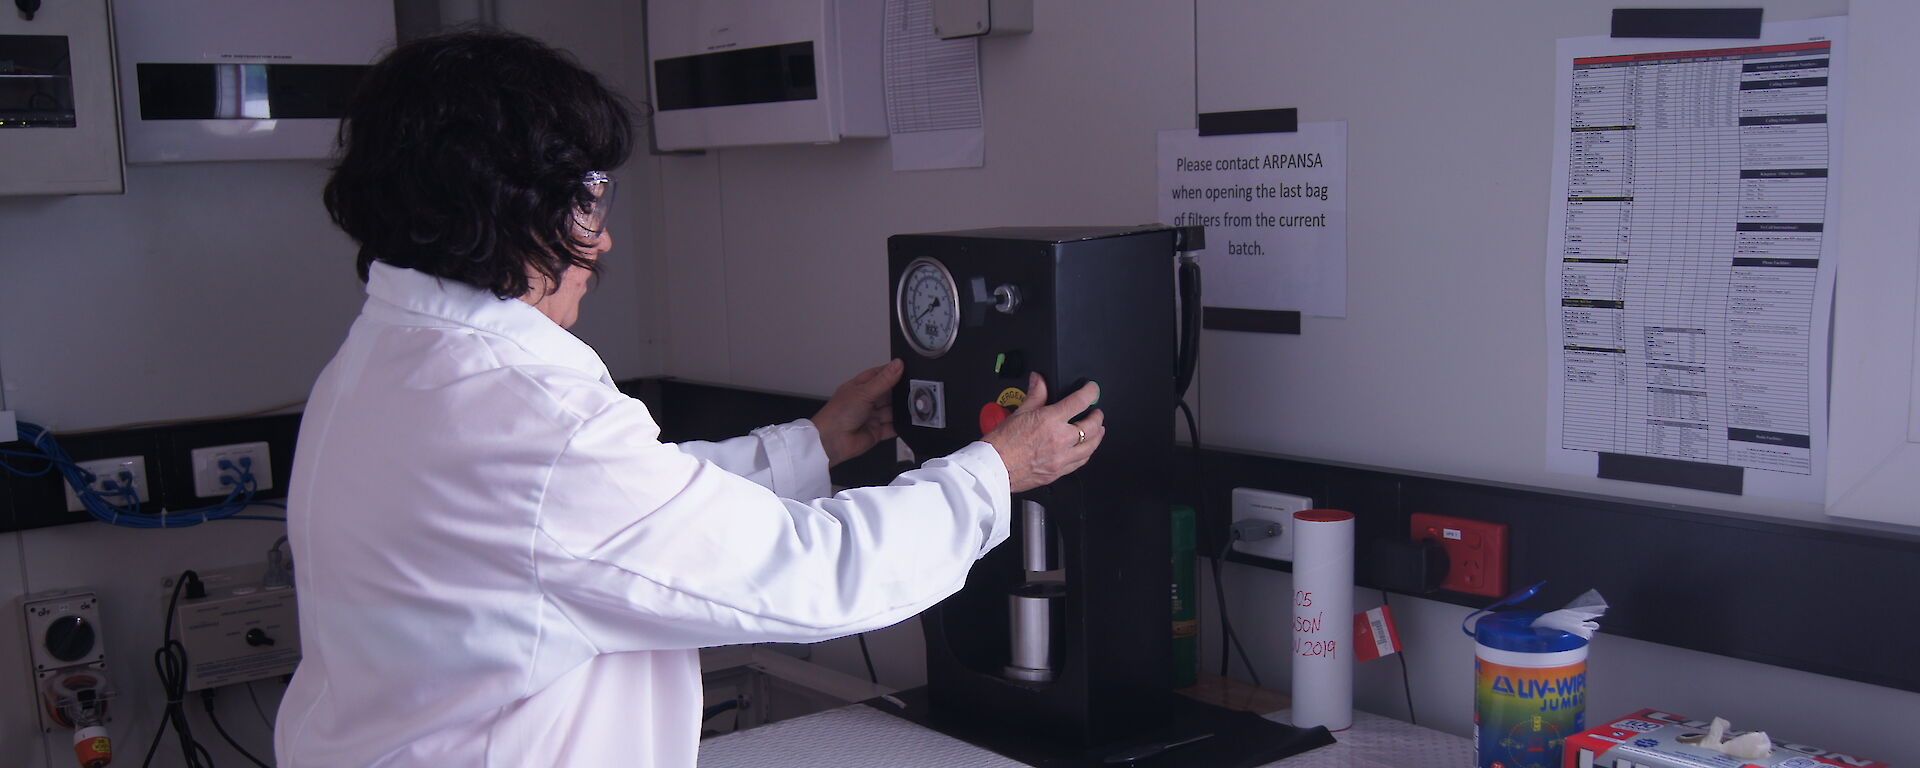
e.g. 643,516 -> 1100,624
1473,609 -> 1588,653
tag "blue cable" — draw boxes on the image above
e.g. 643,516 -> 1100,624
6,421 -> 288,529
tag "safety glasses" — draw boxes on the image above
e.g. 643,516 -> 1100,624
575,170 -> 616,236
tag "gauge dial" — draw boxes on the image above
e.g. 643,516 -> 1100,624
896,257 -> 960,357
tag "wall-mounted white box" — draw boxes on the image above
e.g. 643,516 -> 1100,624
175,564 -> 300,691
0,0 -> 123,195
113,0 -> 394,163
647,0 -> 885,150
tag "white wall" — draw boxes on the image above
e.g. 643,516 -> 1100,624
1825,0 -> 1920,524
653,1 -> 1197,392
652,0 -> 1919,763
1193,0 -> 1874,524
0,2 -> 662,764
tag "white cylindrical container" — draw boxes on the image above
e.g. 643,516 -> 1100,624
1290,509 -> 1354,731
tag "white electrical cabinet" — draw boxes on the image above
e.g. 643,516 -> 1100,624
647,0 -> 885,150
113,0 -> 394,163
0,0 -> 123,195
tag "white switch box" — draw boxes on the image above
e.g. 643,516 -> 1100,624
1229,488 -> 1314,562
174,564 -> 299,691
0,410 -> 16,443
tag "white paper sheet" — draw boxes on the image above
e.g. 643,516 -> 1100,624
1545,18 -> 1843,503
883,0 -> 983,171
1156,122 -> 1348,317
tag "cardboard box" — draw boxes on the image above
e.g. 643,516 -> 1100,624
1567,709 -> 1890,768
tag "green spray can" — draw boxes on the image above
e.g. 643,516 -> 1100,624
1171,504 -> 1198,688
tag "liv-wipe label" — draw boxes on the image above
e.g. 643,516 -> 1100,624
1474,658 -> 1586,768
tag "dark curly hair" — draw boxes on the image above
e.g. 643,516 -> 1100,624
325,30 -> 633,299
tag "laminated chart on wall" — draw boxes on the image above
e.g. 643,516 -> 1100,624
884,0 -> 984,171
1546,17 -> 1843,502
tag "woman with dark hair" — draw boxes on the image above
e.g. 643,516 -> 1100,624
277,30 -> 1103,768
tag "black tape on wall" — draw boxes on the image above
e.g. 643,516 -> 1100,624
1611,8 -> 1763,39
1201,307 -> 1301,335
1197,108 -> 1298,136
1597,452 -> 1744,495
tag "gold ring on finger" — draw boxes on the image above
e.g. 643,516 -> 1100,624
1075,426 -> 1087,446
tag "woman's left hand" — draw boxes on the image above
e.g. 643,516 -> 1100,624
811,359 -> 903,467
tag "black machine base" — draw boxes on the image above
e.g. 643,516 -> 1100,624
865,687 -> 1336,768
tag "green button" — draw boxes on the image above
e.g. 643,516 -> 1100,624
994,352 -> 1006,374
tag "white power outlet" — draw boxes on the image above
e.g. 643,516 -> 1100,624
1229,488 -> 1314,562
64,456 -> 149,512
190,442 -> 273,498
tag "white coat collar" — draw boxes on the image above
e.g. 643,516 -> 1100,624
363,260 -> 612,382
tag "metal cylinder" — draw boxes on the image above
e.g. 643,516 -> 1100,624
1004,580 -> 1066,682
1022,500 -> 1049,572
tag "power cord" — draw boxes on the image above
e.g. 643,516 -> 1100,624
1381,590 -> 1418,726
1169,245 -> 1263,687
245,681 -> 275,730
3,421 -> 285,528
144,571 -> 212,768
204,690 -> 273,767
1179,399 -> 1261,688
856,634 -> 879,685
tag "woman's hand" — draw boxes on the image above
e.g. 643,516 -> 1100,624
982,374 -> 1104,493
811,359 -> 903,467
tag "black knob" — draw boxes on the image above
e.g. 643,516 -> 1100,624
245,628 -> 275,647
44,616 -> 95,662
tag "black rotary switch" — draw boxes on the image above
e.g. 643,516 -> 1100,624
245,628 -> 275,647
44,616 -> 95,662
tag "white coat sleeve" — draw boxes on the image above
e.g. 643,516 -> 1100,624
534,397 -> 1011,651
670,419 -> 833,502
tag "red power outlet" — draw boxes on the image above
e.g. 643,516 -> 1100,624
1409,513 -> 1508,598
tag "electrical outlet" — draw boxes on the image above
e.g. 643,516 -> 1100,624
63,456 -> 149,512
1230,488 -> 1313,562
190,442 -> 273,498
1409,513 -> 1509,598
22,590 -> 110,734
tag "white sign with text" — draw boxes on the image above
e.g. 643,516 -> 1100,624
1156,122 -> 1347,317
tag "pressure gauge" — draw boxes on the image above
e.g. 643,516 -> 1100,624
896,257 -> 961,357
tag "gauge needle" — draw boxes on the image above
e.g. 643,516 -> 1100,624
914,297 -> 942,322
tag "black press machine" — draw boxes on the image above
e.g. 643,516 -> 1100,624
882,225 -> 1334,767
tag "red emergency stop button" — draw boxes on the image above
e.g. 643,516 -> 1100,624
979,402 -> 1009,434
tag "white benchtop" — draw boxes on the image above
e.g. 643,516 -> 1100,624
698,704 -> 1474,767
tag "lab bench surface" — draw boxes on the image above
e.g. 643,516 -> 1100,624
696,704 -> 1473,767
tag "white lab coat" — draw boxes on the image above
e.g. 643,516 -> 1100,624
275,262 -> 1011,767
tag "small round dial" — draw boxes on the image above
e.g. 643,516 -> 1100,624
44,616 -> 95,662
896,257 -> 960,357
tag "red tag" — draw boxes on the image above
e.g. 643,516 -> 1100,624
1353,605 -> 1402,662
